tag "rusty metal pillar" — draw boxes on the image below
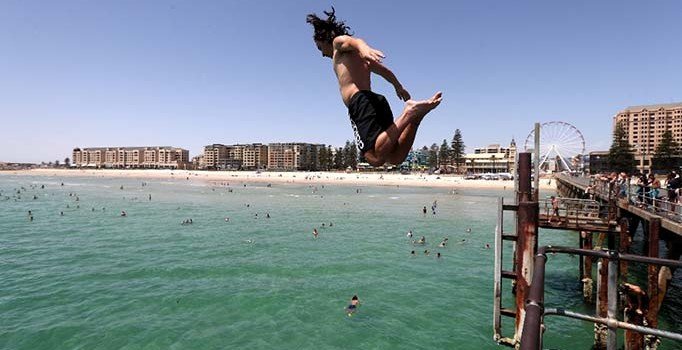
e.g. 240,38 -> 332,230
578,231 -> 587,280
619,218 -> 631,283
514,153 -> 538,344
582,231 -> 594,303
623,283 -> 646,350
517,152 -> 532,203
646,218 -> 661,348
595,260 -> 608,349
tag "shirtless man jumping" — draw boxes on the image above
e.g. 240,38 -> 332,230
306,8 -> 442,167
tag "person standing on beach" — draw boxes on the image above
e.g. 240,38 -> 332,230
306,8 -> 442,166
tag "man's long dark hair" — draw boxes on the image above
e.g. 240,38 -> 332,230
306,7 -> 352,44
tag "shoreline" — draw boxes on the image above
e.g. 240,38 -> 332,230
1,169 -> 557,190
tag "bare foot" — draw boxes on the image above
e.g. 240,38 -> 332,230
403,92 -> 442,124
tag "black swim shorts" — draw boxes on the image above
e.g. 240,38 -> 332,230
348,90 -> 394,154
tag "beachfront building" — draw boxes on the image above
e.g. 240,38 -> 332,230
462,140 -> 517,174
203,144 -> 240,170
267,143 -> 323,171
614,102 -> 682,173
239,143 -> 268,169
201,143 -> 268,170
72,146 -> 189,169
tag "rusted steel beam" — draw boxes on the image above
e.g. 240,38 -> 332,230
619,218 -> 630,283
579,231 -> 585,282
595,260 -> 608,349
647,218 -> 661,330
598,259 -> 608,319
517,153 -> 532,202
514,153 -> 538,344
515,200 -> 538,343
582,231 -> 594,303
622,283 -> 646,350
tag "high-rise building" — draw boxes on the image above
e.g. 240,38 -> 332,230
237,143 -> 268,170
202,144 -> 240,170
267,143 -> 323,171
613,102 -> 682,173
201,143 -> 268,170
72,146 -> 189,169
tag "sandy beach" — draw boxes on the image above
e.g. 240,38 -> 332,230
3,168 -> 557,190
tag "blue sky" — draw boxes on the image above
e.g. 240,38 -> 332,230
1,0 -> 681,163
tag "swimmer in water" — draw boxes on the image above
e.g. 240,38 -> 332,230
346,295 -> 360,316
465,228 -> 472,233
121,210 -> 127,217
407,230 -> 413,238
313,228 -> 319,239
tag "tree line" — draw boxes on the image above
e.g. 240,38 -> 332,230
318,129 -> 467,171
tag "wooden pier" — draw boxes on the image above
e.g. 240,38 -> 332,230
493,153 -> 682,350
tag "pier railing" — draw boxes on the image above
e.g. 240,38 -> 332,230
538,198 -> 602,220
556,174 -> 682,224
520,246 -> 682,350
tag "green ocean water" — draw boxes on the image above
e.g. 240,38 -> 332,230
1,173 -> 679,349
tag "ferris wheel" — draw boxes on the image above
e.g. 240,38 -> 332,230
524,121 -> 586,172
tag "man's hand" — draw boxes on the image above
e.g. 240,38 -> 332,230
395,85 -> 411,101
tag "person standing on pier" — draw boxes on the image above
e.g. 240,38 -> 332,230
549,196 -> 559,224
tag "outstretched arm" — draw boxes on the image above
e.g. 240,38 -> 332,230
333,35 -> 385,63
370,61 -> 411,101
